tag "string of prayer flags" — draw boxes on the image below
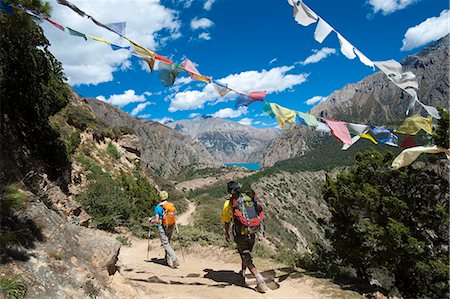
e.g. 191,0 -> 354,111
394,116 -> 433,135
213,81 -> 233,97
391,146 -> 450,169
0,0 -> 13,15
181,59 -> 211,83
67,27 -> 87,41
105,22 -> 126,36
323,119 -> 352,145
269,103 -> 297,129
158,61 -> 183,86
45,17 -> 65,31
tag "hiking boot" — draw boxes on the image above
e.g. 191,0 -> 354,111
256,279 -> 268,293
239,270 -> 246,283
171,259 -> 180,269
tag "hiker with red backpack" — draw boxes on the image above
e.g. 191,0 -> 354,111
150,190 -> 180,269
222,181 -> 268,293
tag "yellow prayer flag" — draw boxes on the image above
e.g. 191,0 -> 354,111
392,146 -> 450,169
269,103 -> 297,129
394,116 -> 433,135
359,133 -> 378,144
89,35 -> 110,45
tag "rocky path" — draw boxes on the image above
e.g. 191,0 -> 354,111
177,200 -> 196,226
111,207 -> 364,299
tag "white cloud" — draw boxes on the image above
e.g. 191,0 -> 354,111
238,118 -> 253,126
269,58 -> 277,65
305,96 -> 327,105
189,112 -> 201,118
42,0 -> 180,86
168,66 -> 309,112
369,0 -> 419,15
190,17 -> 214,30
137,113 -> 152,119
401,10 -> 449,51
211,106 -> 248,118
301,48 -> 336,65
96,89 -> 148,107
153,117 -> 174,124
130,101 -> 154,116
198,32 -> 212,40
204,0 -> 215,10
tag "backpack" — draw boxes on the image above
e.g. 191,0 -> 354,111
161,202 -> 176,227
231,190 -> 264,236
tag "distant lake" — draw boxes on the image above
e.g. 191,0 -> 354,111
224,163 -> 261,171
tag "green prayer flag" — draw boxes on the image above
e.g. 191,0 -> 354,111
67,27 -> 87,41
262,103 -> 275,118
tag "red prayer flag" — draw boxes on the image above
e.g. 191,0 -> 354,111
45,17 -> 65,31
155,54 -> 173,64
400,136 -> 416,148
247,91 -> 266,101
324,119 -> 352,145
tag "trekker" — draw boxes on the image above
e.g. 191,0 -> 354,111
222,181 -> 268,293
151,190 -> 180,269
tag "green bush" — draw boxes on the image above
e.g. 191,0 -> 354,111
323,149 -> 449,298
0,276 -> 26,299
116,235 -> 132,246
106,142 -> 121,159
76,156 -> 158,235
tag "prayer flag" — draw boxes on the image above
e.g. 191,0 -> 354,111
248,91 -> 266,101
324,119 -> 352,145
371,126 -> 391,135
354,48 -> 374,69
316,121 -> 331,133
269,103 -> 297,129
262,102 -> 275,118
360,133 -> 378,144
394,116 -> 433,135
400,136 -> 416,148
378,133 -> 398,147
105,22 -> 126,36
110,44 -> 130,51
314,18 -> 333,43
348,123 -> 368,134
181,59 -> 211,83
0,1 -> 13,15
17,4 -> 42,18
236,94 -> 255,107
213,81 -> 232,97
392,145 -> 450,169
67,27 -> 87,41
374,60 -> 402,76
45,17 -> 65,31
129,40 -> 155,71
56,0 -> 86,17
158,61 -> 183,86
337,33 -> 356,60
155,54 -> 173,64
293,0 -> 318,26
342,135 -> 362,151
391,71 -> 418,90
89,35 -> 110,45
418,101 -> 440,119
297,112 -> 318,127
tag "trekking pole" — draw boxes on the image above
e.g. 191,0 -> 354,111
146,218 -> 153,262
175,223 -> 186,262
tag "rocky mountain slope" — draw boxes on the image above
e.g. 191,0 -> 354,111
257,35 -> 449,165
85,98 -> 217,177
166,116 -> 280,164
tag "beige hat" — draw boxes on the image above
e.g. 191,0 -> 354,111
159,190 -> 168,200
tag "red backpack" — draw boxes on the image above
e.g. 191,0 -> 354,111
230,190 -> 264,236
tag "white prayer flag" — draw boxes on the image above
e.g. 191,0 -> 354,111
314,18 -> 333,43
294,0 -> 318,26
337,33 -> 356,59
354,48 -> 374,69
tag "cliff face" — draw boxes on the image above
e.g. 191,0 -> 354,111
166,116 -> 280,164
85,98 -> 217,177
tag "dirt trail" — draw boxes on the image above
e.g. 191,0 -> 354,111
177,200 -> 196,226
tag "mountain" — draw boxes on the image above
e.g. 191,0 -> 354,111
166,116 -> 280,164
258,35 -> 449,166
84,98 -> 217,177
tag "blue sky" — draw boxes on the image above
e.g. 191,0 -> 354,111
40,0 -> 449,127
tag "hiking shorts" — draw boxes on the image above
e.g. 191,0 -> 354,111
234,233 -> 256,269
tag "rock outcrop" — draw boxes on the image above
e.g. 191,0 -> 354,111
85,98 -> 217,177
166,116 -> 280,164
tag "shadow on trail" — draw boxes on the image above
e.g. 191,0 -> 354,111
148,257 -> 167,266
202,268 -> 252,289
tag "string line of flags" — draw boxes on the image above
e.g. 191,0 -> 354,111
1,0 -> 448,168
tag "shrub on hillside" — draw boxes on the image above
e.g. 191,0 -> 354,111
322,149 -> 449,298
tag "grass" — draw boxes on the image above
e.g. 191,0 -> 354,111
0,276 -> 27,299
106,141 -> 121,160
